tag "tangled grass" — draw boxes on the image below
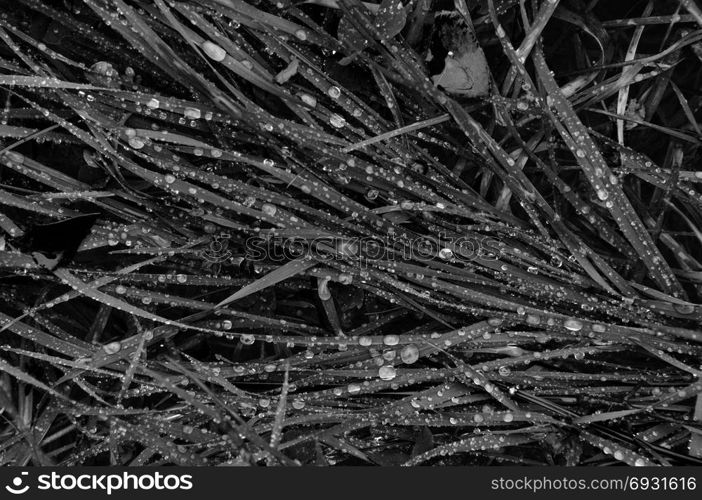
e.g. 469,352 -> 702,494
1,0 -> 702,466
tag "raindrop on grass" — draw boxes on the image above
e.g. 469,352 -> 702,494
673,303 -> 695,314
184,107 -> 201,120
439,248 -> 453,259
330,114 -> 346,128
128,137 -> 145,149
400,344 -> 419,364
262,203 -> 277,216
383,334 -> 400,346
300,93 -> 317,107
102,341 -> 121,355
564,318 -> 583,331
202,41 -> 227,61
378,365 -> 397,380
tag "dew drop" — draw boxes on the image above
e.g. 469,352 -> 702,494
329,114 -> 346,128
102,341 -> 122,355
378,365 -> 397,380
359,336 -> 372,347
184,107 -> 201,120
202,41 -> 227,62
300,93 -> 317,107
439,248 -> 453,260
262,203 -> 277,216
383,334 -> 400,346
400,344 -> 419,364
128,137 -> 145,149
564,318 -> 583,331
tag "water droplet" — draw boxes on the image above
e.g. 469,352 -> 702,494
202,41 -> 227,62
184,107 -> 201,120
300,93 -> 317,107
329,114 -> 346,128
564,318 -> 583,332
359,336 -> 372,346
262,203 -> 277,216
327,86 -> 341,99
378,365 -> 396,380
439,248 -> 453,260
673,303 -> 695,314
383,334 -> 400,346
102,341 -> 121,355
128,137 -> 145,149
400,344 -> 419,364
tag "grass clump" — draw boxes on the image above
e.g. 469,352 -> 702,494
0,0 -> 702,466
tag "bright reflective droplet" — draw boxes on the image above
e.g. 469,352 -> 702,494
378,365 -> 397,381
202,41 -> 227,61
329,114 -> 346,128
400,344 -> 419,364
564,318 -> 583,332
383,334 -> 400,346
262,203 -> 277,216
102,341 -> 121,355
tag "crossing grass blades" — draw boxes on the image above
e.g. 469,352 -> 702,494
1,0 -> 702,466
